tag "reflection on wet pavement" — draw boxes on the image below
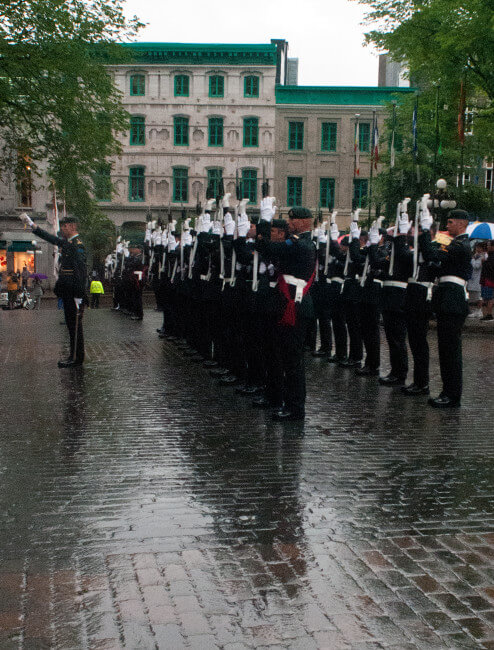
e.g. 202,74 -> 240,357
1,308 -> 494,648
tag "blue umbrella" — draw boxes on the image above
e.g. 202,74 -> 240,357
466,222 -> 494,240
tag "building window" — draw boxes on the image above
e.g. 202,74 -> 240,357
94,164 -> 112,202
209,75 -> 224,98
486,168 -> 493,192
287,177 -> 302,206
174,74 -> 190,97
207,169 -> 223,198
174,116 -> 189,146
208,117 -> 223,146
241,169 -> 257,204
320,178 -> 335,209
353,179 -> 368,209
356,123 -> 370,152
173,168 -> 188,202
17,154 -> 32,207
129,167 -> 145,202
130,74 -> 145,96
321,122 -> 337,152
243,117 -> 259,147
130,116 -> 145,145
244,76 -> 259,98
288,121 -> 304,150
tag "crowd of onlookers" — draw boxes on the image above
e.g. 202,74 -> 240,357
468,239 -> 494,320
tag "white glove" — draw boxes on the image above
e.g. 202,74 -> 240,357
317,229 -> 328,245
237,214 -> 250,237
182,231 -> 193,246
398,214 -> 411,234
260,197 -> 277,222
151,220 -> 157,230
183,218 -> 191,231
330,223 -> 339,241
349,221 -> 361,241
202,213 -> 212,232
19,212 -> 35,228
116,242 -> 123,254
134,271 -> 143,281
369,224 -> 380,245
123,247 -> 130,258
74,298 -> 83,309
239,198 -> 249,216
420,212 -> 433,231
222,193 -> 231,208
169,220 -> 177,233
223,213 -> 235,235
211,221 -> 222,236
205,199 -> 215,212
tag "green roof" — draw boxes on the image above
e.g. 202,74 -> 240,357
276,85 -> 416,106
120,43 -> 277,66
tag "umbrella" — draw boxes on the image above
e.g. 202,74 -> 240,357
29,273 -> 48,280
466,222 -> 494,240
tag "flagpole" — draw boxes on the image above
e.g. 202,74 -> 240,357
458,71 -> 467,196
368,110 -> 377,228
433,84 -> 440,182
353,113 -> 360,213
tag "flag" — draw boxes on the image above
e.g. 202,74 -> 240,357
354,118 -> 360,177
373,116 -> 379,170
458,79 -> 466,145
412,98 -> 418,161
390,103 -> 396,169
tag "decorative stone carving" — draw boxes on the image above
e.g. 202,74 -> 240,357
193,129 -> 204,143
192,180 -> 203,199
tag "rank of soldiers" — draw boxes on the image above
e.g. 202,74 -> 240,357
106,190 -> 472,417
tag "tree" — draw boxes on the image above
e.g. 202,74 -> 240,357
0,0 -> 144,249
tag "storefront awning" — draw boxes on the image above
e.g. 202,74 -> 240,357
0,241 -> 6,249
7,241 -> 33,252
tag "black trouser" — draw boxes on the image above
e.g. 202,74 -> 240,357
382,310 -> 408,379
344,301 -> 363,362
90,294 -> 100,309
64,298 -> 84,363
272,317 -> 312,415
330,298 -> 348,360
437,314 -> 466,401
406,311 -> 430,387
360,302 -> 380,371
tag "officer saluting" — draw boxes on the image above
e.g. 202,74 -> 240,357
419,208 -> 472,407
256,207 -> 316,421
20,213 -> 87,367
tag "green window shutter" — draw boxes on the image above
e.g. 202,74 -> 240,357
129,167 -> 145,202
288,122 -> 304,150
130,74 -> 145,96
130,116 -> 145,145
94,164 -> 112,202
321,123 -> 337,151
208,117 -> 223,146
320,178 -> 335,209
173,168 -> 188,202
174,117 -> 189,146
207,169 -> 223,197
243,117 -> 259,147
353,179 -> 368,209
174,75 -> 189,97
209,75 -> 224,98
357,123 -> 370,152
244,76 -> 259,98
241,169 -> 257,204
287,177 -> 302,206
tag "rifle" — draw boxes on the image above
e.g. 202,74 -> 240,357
389,198 -> 410,277
344,208 -> 361,276
360,216 -> 384,287
324,210 -> 337,277
413,193 -> 430,279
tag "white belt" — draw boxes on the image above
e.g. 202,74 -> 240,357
344,275 -> 360,282
373,279 -> 383,286
330,277 -> 344,284
283,274 -> 307,303
200,274 -> 210,281
439,275 -> 466,287
383,280 -> 407,289
269,281 -> 277,289
408,278 -> 433,301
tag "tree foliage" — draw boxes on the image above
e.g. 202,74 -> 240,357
0,0 -> 144,252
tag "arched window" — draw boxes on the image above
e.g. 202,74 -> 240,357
130,74 -> 145,96
243,117 -> 259,147
129,167 -> 145,202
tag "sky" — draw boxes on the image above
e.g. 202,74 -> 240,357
123,0 -> 381,87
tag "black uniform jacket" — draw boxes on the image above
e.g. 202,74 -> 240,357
419,231 -> 472,316
33,226 -> 86,299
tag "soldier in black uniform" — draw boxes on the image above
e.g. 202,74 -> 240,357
21,213 -> 87,367
256,208 -> 316,421
419,209 -> 472,407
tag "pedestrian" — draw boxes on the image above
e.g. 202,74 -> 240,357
480,239 -> 494,321
21,265 -> 29,289
31,278 -> 44,310
419,209 -> 472,408
20,212 -> 87,368
89,275 -> 104,309
467,242 -> 486,318
7,272 -> 19,309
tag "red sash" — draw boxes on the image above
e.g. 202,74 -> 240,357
277,268 -> 316,327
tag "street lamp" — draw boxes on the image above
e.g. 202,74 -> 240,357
428,179 -> 457,229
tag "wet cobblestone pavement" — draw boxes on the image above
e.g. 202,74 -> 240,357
1,309 -> 494,649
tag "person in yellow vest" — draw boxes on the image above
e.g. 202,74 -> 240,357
89,276 -> 104,309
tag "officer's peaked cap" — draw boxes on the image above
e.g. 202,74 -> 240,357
271,219 -> 288,230
60,216 -> 78,225
448,209 -> 470,221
